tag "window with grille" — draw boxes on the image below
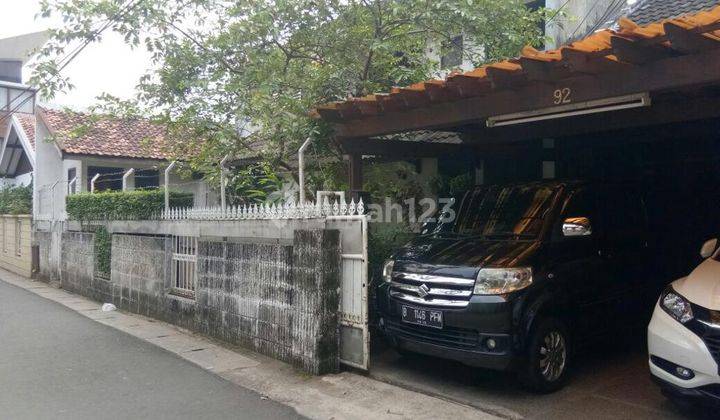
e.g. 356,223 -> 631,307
170,236 -> 197,298
15,219 -> 21,256
441,35 -> 464,69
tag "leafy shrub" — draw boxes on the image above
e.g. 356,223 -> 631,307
0,184 -> 32,215
94,226 -> 111,278
66,189 -> 193,221
434,172 -> 474,197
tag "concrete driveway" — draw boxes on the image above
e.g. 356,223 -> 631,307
0,280 -> 304,420
371,334 -> 716,419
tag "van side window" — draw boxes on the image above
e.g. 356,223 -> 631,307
562,189 -> 594,219
599,189 -> 646,240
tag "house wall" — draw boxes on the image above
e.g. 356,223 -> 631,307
0,172 -> 32,187
51,225 -> 341,375
35,150 -> 218,221
0,214 -> 32,277
34,118 -> 64,221
545,0 -> 618,49
167,171 -> 217,207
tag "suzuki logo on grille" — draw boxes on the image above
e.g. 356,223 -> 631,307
417,284 -> 430,298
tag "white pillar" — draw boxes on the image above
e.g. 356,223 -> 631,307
219,155 -> 229,211
164,161 -> 177,212
298,137 -> 312,203
90,173 -> 101,193
122,168 -> 135,191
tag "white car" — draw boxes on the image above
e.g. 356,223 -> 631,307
648,238 -> 720,405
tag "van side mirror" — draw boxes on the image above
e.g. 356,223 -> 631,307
700,238 -> 718,259
562,217 -> 592,237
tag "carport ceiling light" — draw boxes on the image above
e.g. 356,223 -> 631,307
486,93 -> 651,128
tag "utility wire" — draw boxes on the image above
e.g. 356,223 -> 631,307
587,0 -> 626,34
569,0 -> 602,40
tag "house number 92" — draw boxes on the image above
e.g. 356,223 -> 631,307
553,87 -> 572,104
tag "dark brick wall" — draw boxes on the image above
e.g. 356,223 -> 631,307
196,229 -> 341,374
57,229 -> 342,375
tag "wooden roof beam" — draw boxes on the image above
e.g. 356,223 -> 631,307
351,99 -> 380,116
336,102 -> 362,120
610,35 -> 678,64
423,81 -> 457,102
315,106 -> 344,122
396,87 -> 430,108
376,94 -> 407,114
664,22 -> 720,54
445,75 -> 492,98
518,57 -> 572,82
332,47 -> 720,139
561,48 -> 629,75
486,65 -> 527,90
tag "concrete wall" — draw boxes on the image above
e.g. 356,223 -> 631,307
59,231 -> 96,297
53,227 -> 342,375
0,214 -> 32,277
34,221 -> 64,282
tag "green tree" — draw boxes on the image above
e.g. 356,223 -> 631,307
33,0 -> 550,193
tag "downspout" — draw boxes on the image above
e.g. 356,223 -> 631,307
219,155 -> 229,211
298,137 -> 312,204
164,161 -> 177,212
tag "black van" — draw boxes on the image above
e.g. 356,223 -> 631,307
376,181 -> 661,392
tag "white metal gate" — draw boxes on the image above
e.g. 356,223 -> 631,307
327,214 -> 369,370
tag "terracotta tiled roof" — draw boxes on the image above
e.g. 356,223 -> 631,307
627,0 -> 720,26
376,130 -> 462,144
38,107 -> 170,160
15,114 -> 35,150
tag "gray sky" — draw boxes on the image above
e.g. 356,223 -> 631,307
0,0 -> 150,110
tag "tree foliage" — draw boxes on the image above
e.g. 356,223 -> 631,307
33,0 -> 550,191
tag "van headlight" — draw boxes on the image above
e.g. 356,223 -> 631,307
474,268 -> 532,295
661,288 -> 694,324
382,260 -> 394,282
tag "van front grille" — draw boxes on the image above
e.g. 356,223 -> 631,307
386,320 -> 479,349
389,271 -> 475,308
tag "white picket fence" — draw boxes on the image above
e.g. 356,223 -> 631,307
161,198 -> 365,221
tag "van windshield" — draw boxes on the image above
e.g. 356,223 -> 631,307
453,184 -> 559,238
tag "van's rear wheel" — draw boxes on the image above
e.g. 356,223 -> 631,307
519,317 -> 570,393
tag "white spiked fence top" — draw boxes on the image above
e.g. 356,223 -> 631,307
161,198 -> 365,221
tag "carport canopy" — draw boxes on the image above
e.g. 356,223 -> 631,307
313,6 -> 720,193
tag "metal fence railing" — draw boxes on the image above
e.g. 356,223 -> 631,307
161,198 -> 365,221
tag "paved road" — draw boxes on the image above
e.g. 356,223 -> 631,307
0,280 -> 305,420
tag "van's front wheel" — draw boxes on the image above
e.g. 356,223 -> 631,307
518,317 -> 570,393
